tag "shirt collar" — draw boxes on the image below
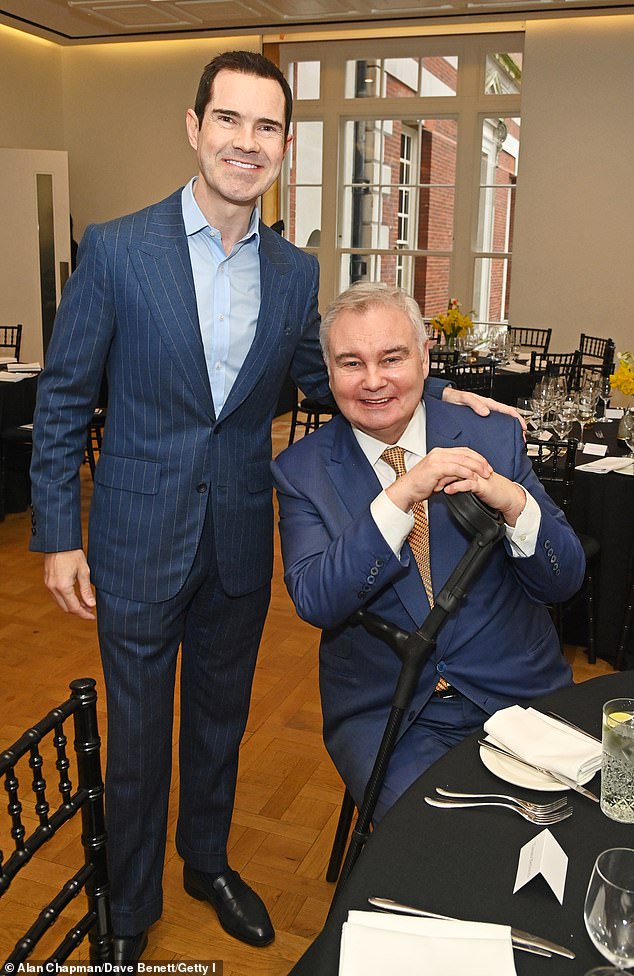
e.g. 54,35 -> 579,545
181,177 -> 260,246
352,401 -> 427,465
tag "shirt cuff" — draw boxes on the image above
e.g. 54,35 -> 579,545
370,490 -> 415,559
505,486 -> 541,557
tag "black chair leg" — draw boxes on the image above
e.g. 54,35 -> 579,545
615,575 -> 634,672
326,787 -> 356,883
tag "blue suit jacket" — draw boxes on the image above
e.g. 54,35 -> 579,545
30,188 -> 330,602
272,395 -> 584,792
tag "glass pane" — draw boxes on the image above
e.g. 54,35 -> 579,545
484,53 -> 523,95
345,56 -> 458,98
476,116 -> 519,254
340,118 -> 457,251
288,60 -> 320,99
473,257 -> 512,324
291,121 -> 322,185
286,121 -> 323,247
339,253 -> 451,315
289,187 -> 322,248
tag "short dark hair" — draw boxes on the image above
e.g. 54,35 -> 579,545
194,51 -> 293,139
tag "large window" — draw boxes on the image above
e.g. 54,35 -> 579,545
280,36 -> 522,321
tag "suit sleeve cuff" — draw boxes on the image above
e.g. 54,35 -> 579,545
370,490 -> 415,559
505,486 -> 541,557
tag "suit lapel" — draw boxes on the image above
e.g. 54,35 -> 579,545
127,191 -> 215,421
219,227 -> 293,421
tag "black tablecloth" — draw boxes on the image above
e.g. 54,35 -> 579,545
0,374 -> 38,518
290,671 -> 634,976
567,420 -> 634,669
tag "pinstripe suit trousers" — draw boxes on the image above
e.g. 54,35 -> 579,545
96,500 -> 271,935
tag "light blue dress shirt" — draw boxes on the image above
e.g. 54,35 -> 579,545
181,177 -> 261,416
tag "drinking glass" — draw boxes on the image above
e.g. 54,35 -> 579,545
596,375 -> 613,422
601,699 -> 634,823
576,392 -> 595,451
622,411 -> 634,460
584,847 -> 634,974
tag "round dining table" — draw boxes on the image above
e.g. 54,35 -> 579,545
289,671 -> 634,976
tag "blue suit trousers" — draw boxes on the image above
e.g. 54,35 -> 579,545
96,501 -> 270,935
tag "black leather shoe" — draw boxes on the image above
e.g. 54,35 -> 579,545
112,930 -> 149,964
183,864 -> 274,947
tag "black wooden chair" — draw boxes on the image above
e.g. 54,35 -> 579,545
0,324 -> 22,362
0,678 -> 113,966
525,435 -> 599,663
446,361 -> 495,395
578,333 -> 615,374
288,392 -> 338,446
428,346 -> 459,377
529,350 -> 581,392
508,326 -> 552,355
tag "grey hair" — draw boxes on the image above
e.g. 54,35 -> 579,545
320,282 -> 427,366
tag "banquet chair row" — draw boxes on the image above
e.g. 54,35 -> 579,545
0,324 -> 22,361
0,678 -> 113,966
525,434 -> 599,663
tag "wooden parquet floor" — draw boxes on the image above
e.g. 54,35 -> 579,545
0,412 -> 614,973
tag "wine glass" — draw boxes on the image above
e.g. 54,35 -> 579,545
596,375 -> 613,422
584,847 -> 634,974
575,391 -> 595,452
553,400 -> 577,440
623,411 -> 634,465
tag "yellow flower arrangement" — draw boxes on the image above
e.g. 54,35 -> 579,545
611,352 -> 634,398
430,298 -> 475,345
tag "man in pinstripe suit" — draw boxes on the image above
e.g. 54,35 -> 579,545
30,50 -> 521,960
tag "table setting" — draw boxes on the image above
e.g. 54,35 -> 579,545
289,674 -> 634,976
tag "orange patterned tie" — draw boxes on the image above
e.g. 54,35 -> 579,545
381,446 -> 434,608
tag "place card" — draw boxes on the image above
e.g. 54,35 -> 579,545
605,407 -> 624,419
581,443 -> 607,456
513,828 -> 568,904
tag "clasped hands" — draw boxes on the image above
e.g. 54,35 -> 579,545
385,446 -> 526,527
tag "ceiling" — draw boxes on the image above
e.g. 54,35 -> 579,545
1,0 -> 632,42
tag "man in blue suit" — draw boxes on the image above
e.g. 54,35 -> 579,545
30,52 -> 526,958
272,282 -> 585,822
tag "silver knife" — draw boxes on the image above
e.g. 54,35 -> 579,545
368,897 -> 576,959
478,738 -> 600,802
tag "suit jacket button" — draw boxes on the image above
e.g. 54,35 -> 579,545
196,483 -> 208,493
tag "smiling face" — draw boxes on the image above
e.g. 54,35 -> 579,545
186,69 -> 291,221
327,304 -> 429,444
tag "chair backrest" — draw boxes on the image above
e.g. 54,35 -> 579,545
525,436 -> 577,511
578,333 -> 613,364
446,361 -> 495,395
428,346 -> 459,376
529,350 -> 581,392
0,678 -> 113,966
0,325 -> 22,361
508,326 -> 552,354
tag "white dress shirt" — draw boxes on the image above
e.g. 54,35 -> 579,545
351,403 -> 541,561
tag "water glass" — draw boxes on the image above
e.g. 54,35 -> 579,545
601,698 -> 634,823
622,410 -> 634,459
584,847 -> 634,973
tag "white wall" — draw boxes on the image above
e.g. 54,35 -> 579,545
61,37 -> 260,239
0,26 -> 64,149
511,15 -> 634,359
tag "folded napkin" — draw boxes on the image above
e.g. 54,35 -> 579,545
500,360 -> 530,373
575,456 -> 633,475
484,705 -> 601,782
339,911 -> 516,976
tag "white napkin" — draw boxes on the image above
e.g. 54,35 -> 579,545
339,911 -> 516,976
500,360 -> 530,373
484,705 -> 601,782
575,456 -> 633,475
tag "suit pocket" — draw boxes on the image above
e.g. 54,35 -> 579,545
94,454 -> 161,494
247,460 -> 273,493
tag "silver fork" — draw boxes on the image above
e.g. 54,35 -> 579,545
424,796 -> 573,824
436,787 -> 568,814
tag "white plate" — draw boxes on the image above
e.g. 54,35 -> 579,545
479,737 -> 595,792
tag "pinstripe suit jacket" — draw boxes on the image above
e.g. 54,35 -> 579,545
30,188 -> 330,602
